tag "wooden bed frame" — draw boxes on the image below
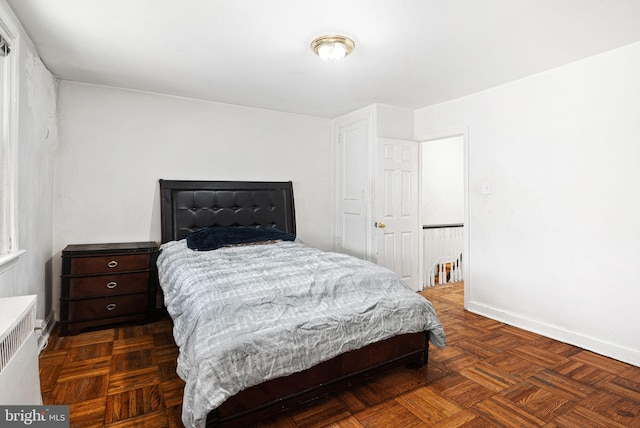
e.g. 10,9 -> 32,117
159,179 -> 429,427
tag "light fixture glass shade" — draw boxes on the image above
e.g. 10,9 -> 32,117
311,35 -> 355,61
317,42 -> 347,61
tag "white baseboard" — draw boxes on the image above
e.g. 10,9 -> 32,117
466,302 -> 640,367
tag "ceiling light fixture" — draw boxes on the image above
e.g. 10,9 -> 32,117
311,35 -> 355,61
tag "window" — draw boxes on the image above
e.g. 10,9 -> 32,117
0,7 -> 19,259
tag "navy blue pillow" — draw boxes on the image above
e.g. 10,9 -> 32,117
186,226 -> 296,251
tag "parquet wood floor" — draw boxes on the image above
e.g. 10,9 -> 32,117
39,282 -> 640,427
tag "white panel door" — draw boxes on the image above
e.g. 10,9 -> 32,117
336,118 -> 370,260
375,138 -> 420,291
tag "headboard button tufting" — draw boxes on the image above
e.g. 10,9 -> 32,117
159,180 -> 296,242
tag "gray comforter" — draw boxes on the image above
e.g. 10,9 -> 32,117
157,239 -> 446,428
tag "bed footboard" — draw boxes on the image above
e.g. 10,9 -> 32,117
206,332 -> 428,427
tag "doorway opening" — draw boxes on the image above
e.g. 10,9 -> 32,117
417,131 -> 468,301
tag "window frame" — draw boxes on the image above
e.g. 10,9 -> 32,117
0,3 -> 20,263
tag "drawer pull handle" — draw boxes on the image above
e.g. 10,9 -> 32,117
106,303 -> 117,311
106,281 -> 117,289
107,260 -> 118,268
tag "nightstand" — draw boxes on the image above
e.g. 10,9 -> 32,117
59,242 -> 159,336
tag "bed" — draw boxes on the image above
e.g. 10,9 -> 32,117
157,179 -> 446,427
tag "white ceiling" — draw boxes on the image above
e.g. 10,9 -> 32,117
7,0 -> 640,118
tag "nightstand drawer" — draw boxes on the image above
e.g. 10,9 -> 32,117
68,272 -> 150,298
70,253 -> 151,274
67,293 -> 148,322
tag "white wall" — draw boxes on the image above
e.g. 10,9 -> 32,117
415,41 -> 640,365
376,104 -> 414,140
0,0 -> 58,321
420,135 -> 464,225
54,82 -> 333,315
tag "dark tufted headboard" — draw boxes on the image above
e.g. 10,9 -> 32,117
159,180 -> 296,243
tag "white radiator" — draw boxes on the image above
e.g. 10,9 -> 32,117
0,295 -> 43,405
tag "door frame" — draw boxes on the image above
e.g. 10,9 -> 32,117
415,127 -> 470,308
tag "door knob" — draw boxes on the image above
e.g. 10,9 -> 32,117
375,222 -> 386,229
